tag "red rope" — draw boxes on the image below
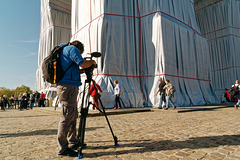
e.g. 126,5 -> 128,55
202,26 -> 240,36
89,0 -> 92,53
83,73 -> 211,82
211,66 -> 240,72
136,0 -> 146,100
207,34 -> 240,41
40,25 -> 71,37
195,0 -> 223,12
72,14 -> 104,38
71,11 -> 202,38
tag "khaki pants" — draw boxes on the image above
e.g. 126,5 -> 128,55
57,84 -> 79,154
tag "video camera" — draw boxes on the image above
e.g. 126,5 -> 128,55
80,52 -> 101,81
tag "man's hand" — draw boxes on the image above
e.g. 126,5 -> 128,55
81,60 -> 96,68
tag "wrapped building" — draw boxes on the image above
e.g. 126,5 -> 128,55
37,0 -> 220,108
195,0 -> 240,100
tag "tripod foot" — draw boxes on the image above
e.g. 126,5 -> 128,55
78,155 -> 84,159
114,143 -> 119,147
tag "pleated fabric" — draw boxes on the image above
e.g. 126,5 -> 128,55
195,0 -> 240,101
36,0 -> 72,90
37,0 -> 220,108
71,0 -> 219,108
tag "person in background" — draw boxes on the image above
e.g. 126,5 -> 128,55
26,91 -> 30,100
231,80 -> 240,110
18,93 -> 23,100
18,92 -> 23,109
9,95 -> 16,109
30,92 -> 35,109
2,95 -> 8,111
90,80 -> 102,110
163,79 -> 176,110
40,92 -> 46,107
0,91 -> 1,109
224,88 -> 230,102
155,77 -> 166,109
0,97 -> 2,110
113,80 -> 122,110
20,93 -> 28,110
34,91 -> 40,107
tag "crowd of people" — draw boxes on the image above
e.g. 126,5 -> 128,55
0,91 -> 47,111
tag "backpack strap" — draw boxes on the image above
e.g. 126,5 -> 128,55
60,42 -> 73,74
62,42 -> 73,74
63,62 -> 74,74
62,42 -> 70,48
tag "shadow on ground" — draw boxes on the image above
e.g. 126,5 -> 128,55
82,134 -> 240,158
0,127 -> 104,138
0,115 -> 51,119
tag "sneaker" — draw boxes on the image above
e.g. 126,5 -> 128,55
58,148 -> 78,157
173,106 -> 176,110
117,107 -> 121,109
164,107 -> 168,110
113,107 -> 117,110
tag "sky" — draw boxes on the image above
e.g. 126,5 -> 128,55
0,0 -> 40,90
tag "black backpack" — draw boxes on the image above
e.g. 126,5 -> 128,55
230,85 -> 240,97
42,43 -> 73,84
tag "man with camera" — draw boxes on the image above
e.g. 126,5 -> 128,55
56,40 -> 96,157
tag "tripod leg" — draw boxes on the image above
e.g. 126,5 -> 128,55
78,81 -> 87,140
92,80 -> 119,146
77,80 -> 91,158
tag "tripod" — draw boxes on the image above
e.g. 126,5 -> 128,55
77,71 -> 119,159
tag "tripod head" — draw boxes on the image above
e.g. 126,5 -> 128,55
80,52 -> 102,82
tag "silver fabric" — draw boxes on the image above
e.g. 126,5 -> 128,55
36,0 -> 72,90
37,0 -> 222,108
195,0 -> 240,100
71,0 -> 219,107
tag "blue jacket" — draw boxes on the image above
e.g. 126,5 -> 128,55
57,44 -> 85,87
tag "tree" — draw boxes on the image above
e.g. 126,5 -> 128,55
0,87 -> 13,99
14,85 -> 31,98
0,85 -> 32,99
